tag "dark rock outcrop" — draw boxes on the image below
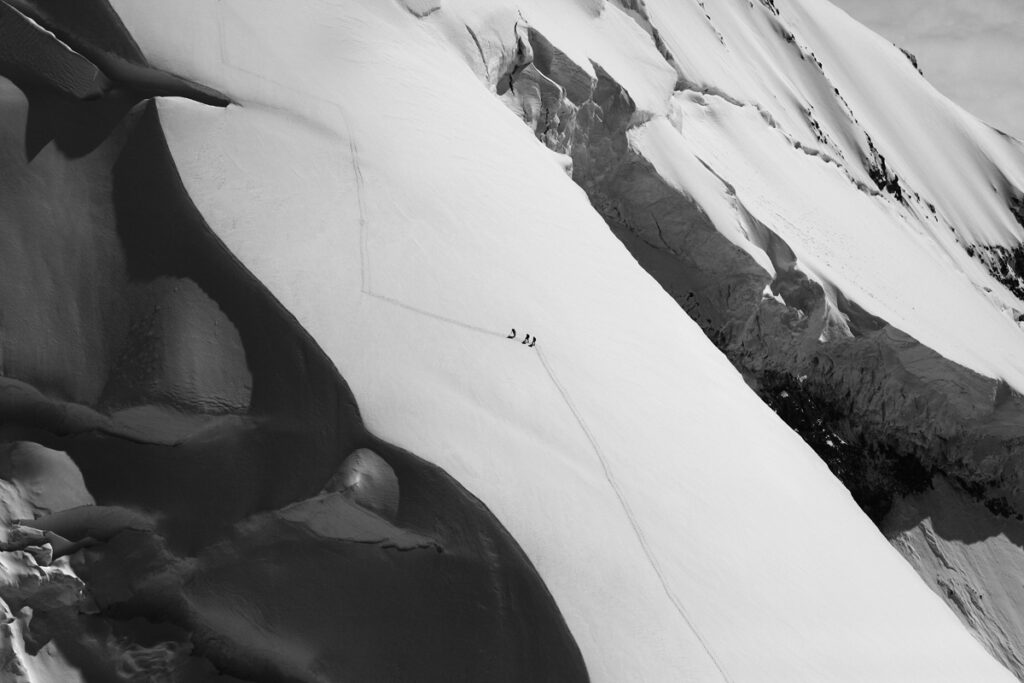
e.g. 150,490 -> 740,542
965,196 -> 1024,303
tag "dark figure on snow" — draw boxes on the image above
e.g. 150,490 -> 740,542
522,334 -> 531,345
507,328 -> 516,339
529,337 -> 536,347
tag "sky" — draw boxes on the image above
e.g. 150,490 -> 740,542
832,0 -> 1024,140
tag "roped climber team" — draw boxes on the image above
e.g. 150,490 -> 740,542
507,328 -> 536,347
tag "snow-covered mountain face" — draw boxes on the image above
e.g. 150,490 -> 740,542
499,0 -> 1024,515
1,0 -> 1023,680
488,0 -> 1024,670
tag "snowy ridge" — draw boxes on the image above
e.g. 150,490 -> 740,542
101,0 -> 1022,679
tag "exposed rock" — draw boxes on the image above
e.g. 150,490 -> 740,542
865,134 -> 904,201
899,46 -> 924,75
99,277 -> 253,415
964,197 -> 1024,303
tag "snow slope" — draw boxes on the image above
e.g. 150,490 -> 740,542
106,0 -> 1017,680
637,0 -> 1024,391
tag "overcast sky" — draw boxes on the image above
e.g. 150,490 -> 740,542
832,0 -> 1024,140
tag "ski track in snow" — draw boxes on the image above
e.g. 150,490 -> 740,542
536,346 -> 734,683
347,137 -> 505,338
345,105 -> 732,681
351,136 -> 370,294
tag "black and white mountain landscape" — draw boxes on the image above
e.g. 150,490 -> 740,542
1,0 -> 1024,680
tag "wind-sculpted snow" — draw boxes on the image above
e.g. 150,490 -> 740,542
0,2 -> 587,679
4,0 -> 230,108
0,2 -> 109,100
327,448 -> 402,521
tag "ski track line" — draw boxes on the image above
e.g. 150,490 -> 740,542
350,120 -> 729,676
536,347 -> 734,683
349,136 -> 370,294
345,122 -> 505,340
363,291 -> 506,340
215,20 -> 730,677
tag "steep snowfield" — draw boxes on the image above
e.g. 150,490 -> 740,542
106,0 -> 1017,680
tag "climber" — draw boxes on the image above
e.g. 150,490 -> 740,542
522,334 -> 532,345
507,328 -> 517,339
529,337 -> 536,347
